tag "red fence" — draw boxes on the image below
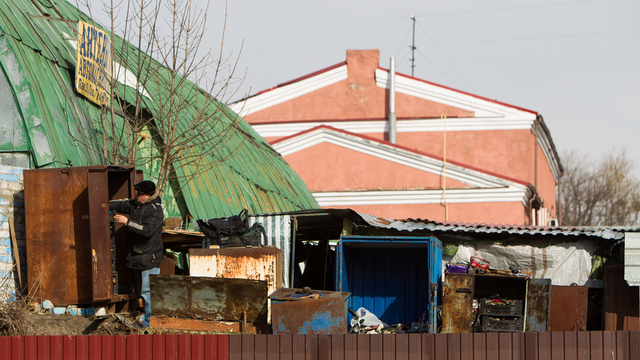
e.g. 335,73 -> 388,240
1,332 -> 638,360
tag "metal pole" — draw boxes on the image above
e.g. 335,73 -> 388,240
410,15 -> 416,77
389,57 -> 397,143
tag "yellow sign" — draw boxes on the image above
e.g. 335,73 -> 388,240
76,21 -> 112,106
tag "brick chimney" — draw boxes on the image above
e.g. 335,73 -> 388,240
346,50 -> 379,86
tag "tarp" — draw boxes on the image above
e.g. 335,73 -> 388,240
450,241 -> 601,287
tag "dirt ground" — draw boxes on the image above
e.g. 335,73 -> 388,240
25,314 -> 134,336
1,312 -> 139,336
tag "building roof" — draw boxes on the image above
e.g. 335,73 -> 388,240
0,0 -> 319,219
276,208 -> 625,242
232,56 -> 563,182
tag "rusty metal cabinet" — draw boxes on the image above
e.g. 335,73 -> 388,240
25,165 -> 142,305
442,273 -> 551,333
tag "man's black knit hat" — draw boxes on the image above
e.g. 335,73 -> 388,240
134,180 -> 156,195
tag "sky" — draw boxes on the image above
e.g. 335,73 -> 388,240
93,0 -> 640,175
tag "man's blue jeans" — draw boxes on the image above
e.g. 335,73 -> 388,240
137,267 -> 160,327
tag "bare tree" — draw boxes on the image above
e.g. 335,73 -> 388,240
560,149 -> 640,226
77,0 -> 246,202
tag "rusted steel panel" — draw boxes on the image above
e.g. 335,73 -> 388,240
442,273 -> 475,333
25,167 -> 94,304
189,247 -> 282,297
149,317 -> 265,334
525,278 -> 551,332
549,285 -> 588,331
151,275 -> 268,323
88,169 -> 113,301
24,166 -> 137,305
271,297 -> 348,334
605,265 -> 640,331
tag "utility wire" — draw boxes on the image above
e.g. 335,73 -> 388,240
413,0 -> 603,18
416,20 -> 475,91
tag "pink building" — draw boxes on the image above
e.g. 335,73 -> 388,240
231,50 -> 563,225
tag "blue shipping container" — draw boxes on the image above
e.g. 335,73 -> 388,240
335,236 -> 442,333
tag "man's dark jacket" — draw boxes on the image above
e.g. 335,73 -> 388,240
109,196 -> 163,270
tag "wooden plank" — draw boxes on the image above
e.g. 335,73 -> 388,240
603,332 -> 614,360
577,332 -> 590,360
524,332 -> 538,360
615,331 -> 629,360
242,335 -> 255,360
318,335 -> 331,360
267,335 -> 280,360
537,332 -> 550,360
459,333 -> 473,359
511,333 -> 525,360
422,333 -> 435,360
344,335 -> 356,360
396,334 -> 409,360
630,330 -> 640,360
408,334 -> 421,360
550,332 -> 564,360
356,335 -> 369,360
369,335 -> 382,360
306,335 -> 318,360
331,334 -> 344,360
292,334 -> 305,360
564,331 -> 578,360
486,333 -> 498,360
498,333 -> 512,360
191,335 -> 204,360
382,334 -> 395,360
280,335 -> 293,360
229,335 -> 242,360
473,333 -> 486,360
255,335 -> 267,360
8,217 -> 22,290
447,333 -> 461,360
590,332 -> 603,360
434,334 -> 447,360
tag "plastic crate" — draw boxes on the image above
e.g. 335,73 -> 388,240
479,299 -> 523,316
481,316 -> 524,332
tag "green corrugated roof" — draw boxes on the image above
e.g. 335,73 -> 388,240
0,0 -> 319,219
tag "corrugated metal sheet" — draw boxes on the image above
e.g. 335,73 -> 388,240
355,212 -> 626,240
0,0 -> 318,220
249,214 -> 293,288
625,232 -> 640,286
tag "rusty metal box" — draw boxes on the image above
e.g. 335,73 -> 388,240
24,165 -> 141,305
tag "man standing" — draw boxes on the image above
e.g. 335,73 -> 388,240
109,180 -> 163,328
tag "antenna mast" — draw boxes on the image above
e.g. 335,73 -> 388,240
409,15 -> 416,77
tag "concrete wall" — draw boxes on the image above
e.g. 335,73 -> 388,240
0,165 -> 25,302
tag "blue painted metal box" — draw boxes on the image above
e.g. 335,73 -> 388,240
335,236 -> 442,333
